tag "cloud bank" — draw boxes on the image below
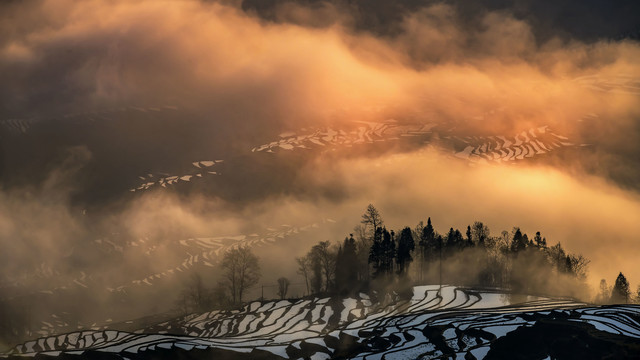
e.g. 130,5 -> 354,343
0,0 -> 639,333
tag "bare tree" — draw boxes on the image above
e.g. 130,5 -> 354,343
296,256 -> 311,296
310,241 -> 336,292
567,254 -> 590,280
220,246 -> 260,304
277,277 -> 290,299
186,273 -> 211,312
471,221 -> 490,246
361,204 -> 383,238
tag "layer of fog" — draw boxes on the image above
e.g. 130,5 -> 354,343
0,0 -> 639,343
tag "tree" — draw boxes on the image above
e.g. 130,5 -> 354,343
220,246 -> 261,304
611,272 -> 631,303
534,231 -> 547,248
335,235 -> 359,294
471,221 -> 490,246
370,227 -> 395,278
420,218 -> 436,257
296,256 -> 312,296
277,277 -> 290,300
369,227 -> 383,277
465,225 -> 473,247
547,243 -> 568,273
418,218 -> 437,281
396,227 -> 415,275
311,257 -> 323,294
445,228 -> 464,252
361,204 -> 383,238
597,279 -> 611,303
310,241 -> 335,292
510,228 -> 527,252
566,254 -> 590,280
381,228 -> 396,276
184,273 -> 211,312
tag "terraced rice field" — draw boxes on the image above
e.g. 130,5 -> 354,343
7,285 -> 640,359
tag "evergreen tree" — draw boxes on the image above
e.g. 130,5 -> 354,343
446,227 -> 456,250
454,229 -> 464,250
510,228 -> 527,252
465,225 -> 473,247
419,218 -> 436,261
396,227 -> 415,275
534,231 -> 546,248
612,272 -> 631,303
380,228 -> 396,276
336,235 -> 359,294
369,227 -> 383,277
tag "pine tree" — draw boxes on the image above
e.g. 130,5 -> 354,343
510,228 -> 527,252
420,218 -> 436,261
465,225 -> 473,247
380,228 -> 395,276
534,231 -> 546,248
396,227 -> 415,275
336,235 -> 358,294
612,272 -> 631,303
369,227 -> 385,278
446,227 -> 456,250
454,229 -> 464,250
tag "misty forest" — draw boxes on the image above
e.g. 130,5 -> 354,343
1,0 -> 640,359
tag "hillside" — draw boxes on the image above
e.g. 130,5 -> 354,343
6,285 -> 640,359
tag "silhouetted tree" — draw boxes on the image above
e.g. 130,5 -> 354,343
184,273 -> 212,312
381,228 -> 396,275
534,231 -> 547,248
547,243 -> 568,273
445,228 -> 464,252
335,235 -> 359,294
296,256 -> 312,296
471,221 -> 490,247
353,224 -> 372,282
370,227 -> 396,278
310,241 -> 335,292
612,272 -> 631,303
510,228 -> 527,252
361,204 -> 383,239
369,227 -> 383,277
311,257 -> 323,294
220,246 -> 260,304
598,279 -> 610,303
396,227 -> 415,275
419,218 -> 437,280
446,228 -> 456,250
277,277 -> 290,299
465,225 -> 474,247
566,254 -> 590,279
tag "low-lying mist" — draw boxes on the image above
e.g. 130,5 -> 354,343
0,0 -> 639,350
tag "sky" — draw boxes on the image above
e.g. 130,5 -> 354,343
0,0 -> 639,319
